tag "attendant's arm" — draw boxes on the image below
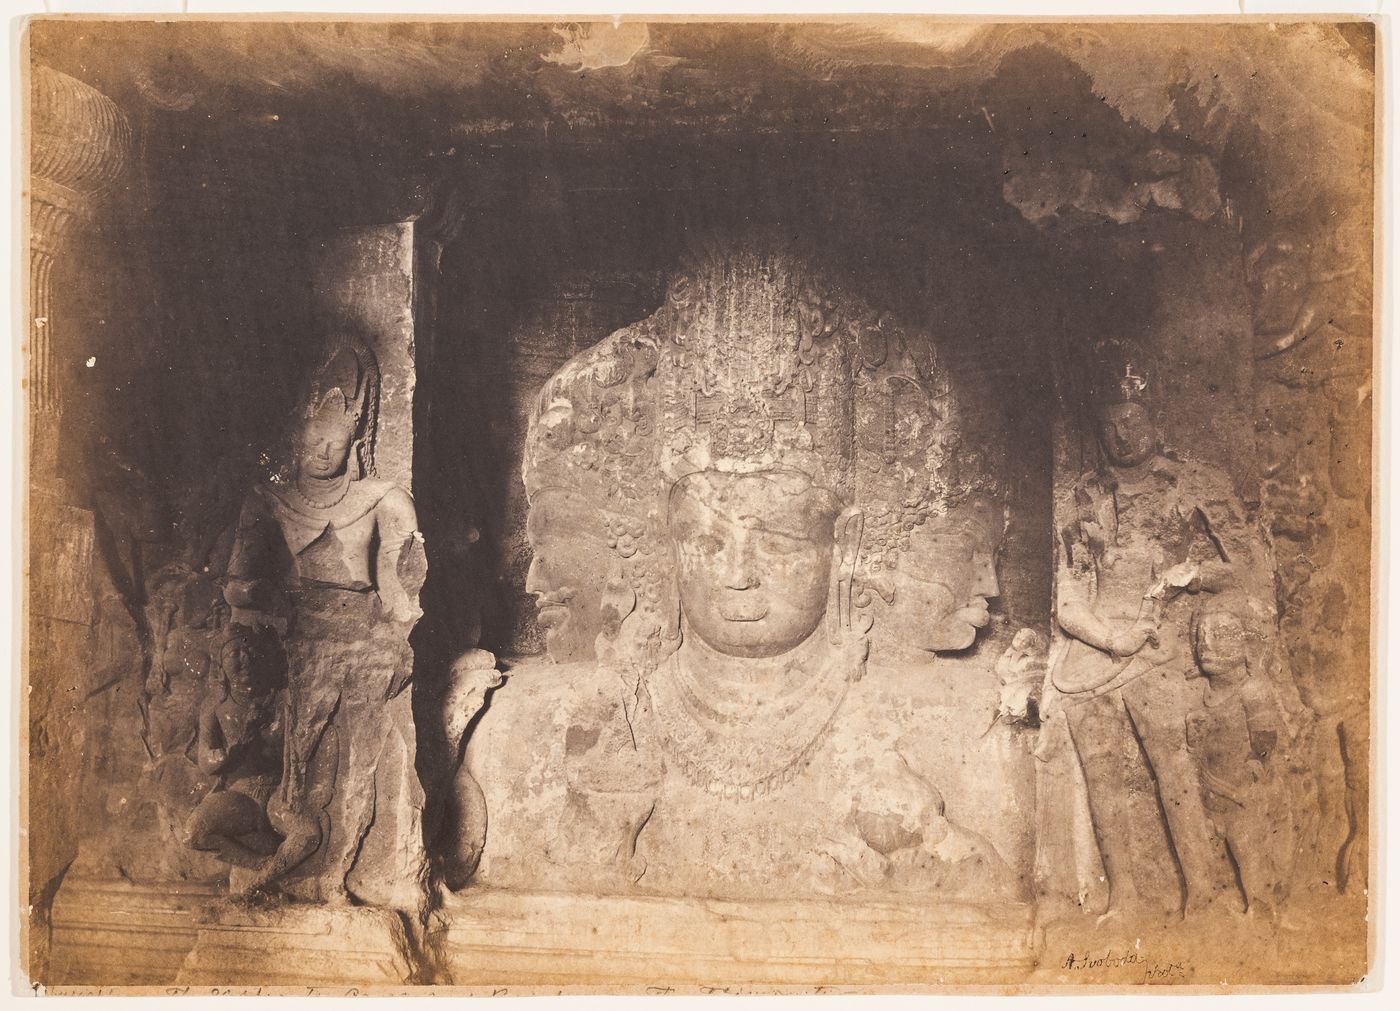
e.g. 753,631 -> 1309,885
1057,591 -> 1157,658
196,702 -> 231,776
1243,678 -> 1284,764
374,486 -> 423,624
1183,473 -> 1257,592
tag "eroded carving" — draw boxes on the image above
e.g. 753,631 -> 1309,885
183,624 -> 286,883
434,648 -> 503,891
867,493 -> 1006,664
1185,598 -> 1294,922
1046,339 -> 1300,922
482,243 -> 1022,904
222,336 -> 429,912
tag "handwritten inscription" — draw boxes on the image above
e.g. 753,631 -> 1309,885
1063,948 -> 1143,971
1062,946 -> 1194,983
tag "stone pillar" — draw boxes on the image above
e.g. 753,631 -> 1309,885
28,64 -> 131,477
25,65 -> 131,981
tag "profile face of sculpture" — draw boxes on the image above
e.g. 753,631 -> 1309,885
525,488 -> 613,664
886,496 -> 1004,654
1094,401 -> 1158,468
668,470 -> 842,659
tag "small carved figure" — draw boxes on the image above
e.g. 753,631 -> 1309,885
144,566 -> 227,758
183,625 -> 285,880
1185,599 -> 1293,921
995,628 -> 1046,726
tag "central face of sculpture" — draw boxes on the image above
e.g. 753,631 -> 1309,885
296,407 -> 356,481
668,471 -> 839,659
525,488 -> 613,664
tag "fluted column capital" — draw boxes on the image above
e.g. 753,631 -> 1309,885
28,65 -> 132,458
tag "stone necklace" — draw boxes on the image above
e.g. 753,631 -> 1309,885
291,471 -> 352,511
645,628 -> 866,800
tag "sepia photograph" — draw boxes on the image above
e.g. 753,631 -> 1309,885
15,8 -> 1379,994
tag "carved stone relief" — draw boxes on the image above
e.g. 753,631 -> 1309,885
474,242 -> 1030,905
1039,338 -> 1318,924
26,17 -> 1373,990
218,336 -> 431,912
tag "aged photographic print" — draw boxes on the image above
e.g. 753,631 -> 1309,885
19,14 -> 1376,993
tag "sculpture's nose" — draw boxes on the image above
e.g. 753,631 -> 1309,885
525,554 -> 545,595
722,538 -> 758,591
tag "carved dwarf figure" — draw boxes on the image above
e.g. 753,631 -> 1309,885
1185,599 -> 1294,921
223,336 -> 429,911
184,624 -> 285,879
137,567 -> 234,874
1050,339 -> 1259,922
145,566 -> 228,754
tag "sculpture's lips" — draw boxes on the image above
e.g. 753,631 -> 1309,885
533,598 -> 572,629
954,598 -> 991,628
718,602 -> 769,622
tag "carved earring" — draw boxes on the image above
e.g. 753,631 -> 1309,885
352,437 -> 368,481
662,569 -> 682,644
828,508 -> 865,642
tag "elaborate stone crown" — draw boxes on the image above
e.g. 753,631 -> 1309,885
656,246 -> 858,494
522,319 -> 660,512
522,240 -> 970,664
295,335 -> 381,478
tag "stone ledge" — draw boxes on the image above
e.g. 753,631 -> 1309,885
47,878 -> 1040,989
177,902 -> 417,987
46,876 -> 418,989
49,877 -> 222,987
432,888 -> 1041,987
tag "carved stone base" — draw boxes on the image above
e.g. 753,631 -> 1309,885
176,902 -> 418,987
46,877 -> 418,989
47,878 -> 1040,989
48,877 -> 221,987
432,889 -> 1040,988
